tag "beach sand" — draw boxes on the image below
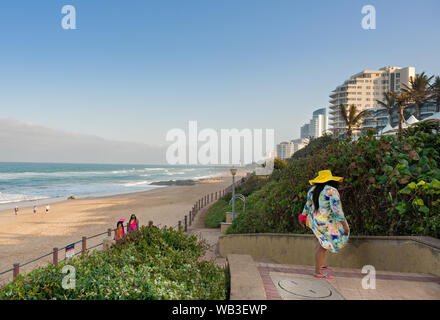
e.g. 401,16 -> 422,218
0,170 -> 248,284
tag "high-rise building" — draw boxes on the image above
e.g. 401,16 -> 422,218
276,141 -> 295,160
329,66 -> 415,135
300,108 -> 328,139
300,123 -> 310,139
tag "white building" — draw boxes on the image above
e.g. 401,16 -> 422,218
329,66 -> 415,135
290,138 -> 307,153
276,141 -> 295,160
300,108 -> 328,139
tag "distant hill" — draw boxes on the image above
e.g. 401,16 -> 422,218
0,118 -> 166,164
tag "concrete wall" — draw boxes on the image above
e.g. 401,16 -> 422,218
219,233 -> 440,277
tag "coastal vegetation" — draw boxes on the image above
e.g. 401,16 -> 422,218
0,226 -> 227,300
214,122 -> 440,238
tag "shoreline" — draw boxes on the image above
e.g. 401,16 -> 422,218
0,169 -> 249,282
0,171 -> 228,212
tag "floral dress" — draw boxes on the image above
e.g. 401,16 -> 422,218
300,185 -> 349,253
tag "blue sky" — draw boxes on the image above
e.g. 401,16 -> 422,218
0,0 -> 439,147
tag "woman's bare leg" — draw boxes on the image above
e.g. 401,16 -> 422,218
315,244 -> 327,274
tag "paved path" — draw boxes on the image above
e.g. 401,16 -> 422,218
256,260 -> 440,300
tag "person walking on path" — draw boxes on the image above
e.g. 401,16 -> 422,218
14,206 -> 19,215
299,170 -> 350,279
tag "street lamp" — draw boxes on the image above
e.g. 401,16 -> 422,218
230,166 -> 238,220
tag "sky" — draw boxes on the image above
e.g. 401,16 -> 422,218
0,0 -> 439,163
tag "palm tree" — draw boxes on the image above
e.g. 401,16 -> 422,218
338,104 -> 373,137
402,72 -> 434,119
394,92 -> 411,134
376,91 -> 397,126
431,76 -> 440,113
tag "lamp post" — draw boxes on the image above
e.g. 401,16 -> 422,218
230,166 -> 238,220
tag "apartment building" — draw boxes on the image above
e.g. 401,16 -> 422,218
300,108 -> 328,139
329,66 -> 415,135
276,141 -> 295,160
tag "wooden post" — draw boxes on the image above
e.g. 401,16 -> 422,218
53,247 -> 58,267
211,193 -> 213,202
82,236 -> 87,254
148,220 -> 153,227
189,211 -> 192,226
178,220 -> 182,231
184,215 -> 188,232
13,263 -> 19,281
107,228 -> 112,237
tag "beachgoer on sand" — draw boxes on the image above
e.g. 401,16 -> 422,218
298,170 -> 350,279
115,219 -> 125,241
33,205 -> 37,214
45,205 -> 50,214
128,214 -> 139,233
14,206 -> 18,215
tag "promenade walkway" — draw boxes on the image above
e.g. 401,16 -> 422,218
246,257 -> 440,300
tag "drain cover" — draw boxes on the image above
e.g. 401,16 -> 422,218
277,279 -> 333,299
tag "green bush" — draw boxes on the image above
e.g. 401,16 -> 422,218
204,175 -> 269,228
0,226 -> 227,300
228,122 -> 440,238
204,199 -> 230,228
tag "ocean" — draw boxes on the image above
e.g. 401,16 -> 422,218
0,162 -> 228,208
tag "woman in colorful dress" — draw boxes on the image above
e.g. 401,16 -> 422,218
298,170 -> 350,279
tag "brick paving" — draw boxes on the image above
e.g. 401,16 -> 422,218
257,262 -> 440,300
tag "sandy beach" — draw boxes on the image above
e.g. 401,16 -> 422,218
0,170 -> 248,284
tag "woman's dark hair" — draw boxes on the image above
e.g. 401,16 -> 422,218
312,180 -> 339,211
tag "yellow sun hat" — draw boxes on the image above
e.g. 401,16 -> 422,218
309,170 -> 343,186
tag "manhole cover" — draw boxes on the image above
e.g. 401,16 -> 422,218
278,279 -> 333,299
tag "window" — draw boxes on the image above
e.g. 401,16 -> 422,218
396,73 -> 400,78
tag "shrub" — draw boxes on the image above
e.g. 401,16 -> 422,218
0,226 -> 227,300
204,175 -> 269,228
204,199 -> 230,228
228,122 -> 440,238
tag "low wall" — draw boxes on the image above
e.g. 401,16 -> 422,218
219,233 -> 440,277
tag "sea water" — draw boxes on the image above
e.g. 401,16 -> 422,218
0,162 -> 228,208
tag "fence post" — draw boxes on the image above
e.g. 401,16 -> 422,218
211,193 -> 213,202
148,220 -> 153,227
13,263 -> 19,281
184,215 -> 188,232
82,236 -> 87,254
107,228 -> 112,237
53,247 -> 58,267
189,211 -> 192,226
178,220 -> 182,231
